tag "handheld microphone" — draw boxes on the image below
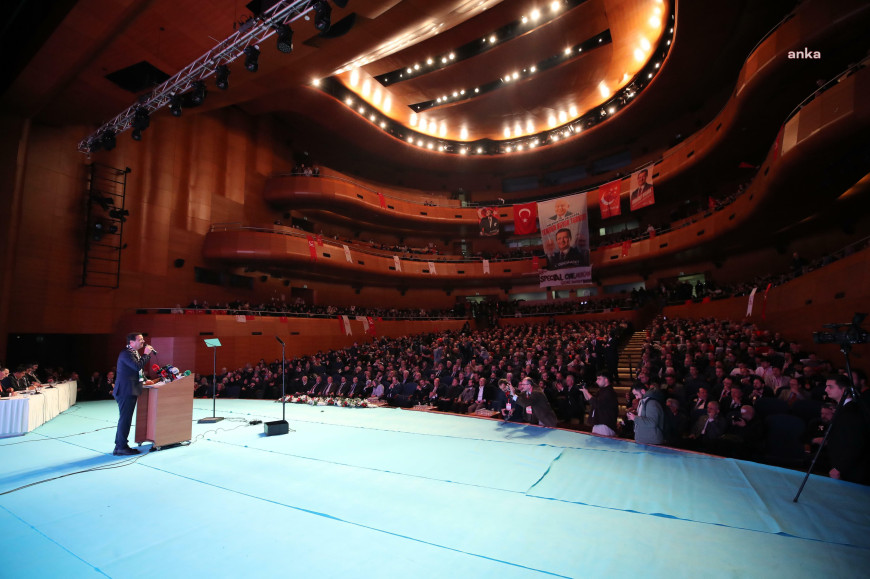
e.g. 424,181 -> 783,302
148,345 -> 158,354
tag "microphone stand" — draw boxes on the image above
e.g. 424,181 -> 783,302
265,336 -> 290,436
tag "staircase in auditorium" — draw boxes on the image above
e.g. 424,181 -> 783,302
616,330 -> 646,394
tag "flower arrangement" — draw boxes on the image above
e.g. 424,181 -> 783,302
283,396 -> 371,408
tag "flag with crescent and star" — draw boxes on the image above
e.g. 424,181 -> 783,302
513,202 -> 538,235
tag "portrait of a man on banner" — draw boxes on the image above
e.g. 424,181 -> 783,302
629,166 -> 656,211
536,193 -> 591,287
478,206 -> 500,236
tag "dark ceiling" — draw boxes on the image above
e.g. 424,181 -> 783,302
1,0 -> 806,191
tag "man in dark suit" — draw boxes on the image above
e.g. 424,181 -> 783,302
548,228 -> 589,269
113,332 -> 154,456
825,375 -> 870,484
501,377 -> 558,427
479,208 -> 500,236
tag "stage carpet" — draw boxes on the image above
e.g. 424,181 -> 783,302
1,399 -> 869,578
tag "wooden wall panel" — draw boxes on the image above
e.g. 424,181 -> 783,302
118,313 -> 468,373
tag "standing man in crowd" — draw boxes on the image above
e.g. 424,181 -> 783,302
113,332 -> 154,456
581,371 -> 619,436
824,374 -> 869,484
500,377 -> 557,427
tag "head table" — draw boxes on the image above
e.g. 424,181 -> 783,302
0,381 -> 78,438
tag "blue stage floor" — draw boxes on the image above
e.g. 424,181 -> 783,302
2,399 -> 869,578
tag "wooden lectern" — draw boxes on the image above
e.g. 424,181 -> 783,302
135,374 -> 194,449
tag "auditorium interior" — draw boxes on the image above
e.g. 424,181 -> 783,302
1,0 -> 870,577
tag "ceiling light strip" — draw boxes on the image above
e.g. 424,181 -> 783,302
408,30 -> 611,113
373,0 -> 588,87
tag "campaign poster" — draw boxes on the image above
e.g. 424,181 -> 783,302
537,192 -> 591,287
629,166 -> 655,211
478,207 -> 500,236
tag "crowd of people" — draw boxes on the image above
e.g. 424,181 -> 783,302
179,298 -> 462,319
187,319 -> 630,428
619,317 -> 869,483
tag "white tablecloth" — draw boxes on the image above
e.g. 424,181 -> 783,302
0,381 -> 77,438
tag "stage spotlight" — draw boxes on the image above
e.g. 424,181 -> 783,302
168,93 -> 183,117
92,222 -> 104,242
92,194 -> 113,211
109,208 -> 130,222
131,107 -> 150,141
189,81 -> 207,106
313,1 -> 331,33
244,46 -> 260,72
101,130 -> 116,151
215,65 -> 230,89
275,24 -> 294,53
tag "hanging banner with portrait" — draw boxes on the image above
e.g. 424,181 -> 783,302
478,206 -> 500,236
536,192 -> 591,287
629,165 -> 655,211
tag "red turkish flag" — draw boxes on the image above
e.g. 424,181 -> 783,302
598,180 -> 622,219
531,256 -> 541,270
377,192 -> 386,208
513,202 -> 538,235
316,234 -> 323,247
307,235 -> 317,261
621,240 -> 631,257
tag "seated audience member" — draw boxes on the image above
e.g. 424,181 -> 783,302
467,376 -> 492,414
689,400 -> 728,450
436,378 -> 462,412
665,397 -> 689,445
452,381 -> 477,414
101,370 -> 116,398
723,386 -> 745,419
747,376 -> 774,404
722,405 -> 764,460
777,376 -> 808,407
689,386 -> 711,422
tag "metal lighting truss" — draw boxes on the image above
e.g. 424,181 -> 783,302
77,0 -> 314,153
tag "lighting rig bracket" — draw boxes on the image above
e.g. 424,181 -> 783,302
77,0 -> 316,153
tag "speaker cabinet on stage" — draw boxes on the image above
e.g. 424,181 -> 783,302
264,419 -> 289,436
